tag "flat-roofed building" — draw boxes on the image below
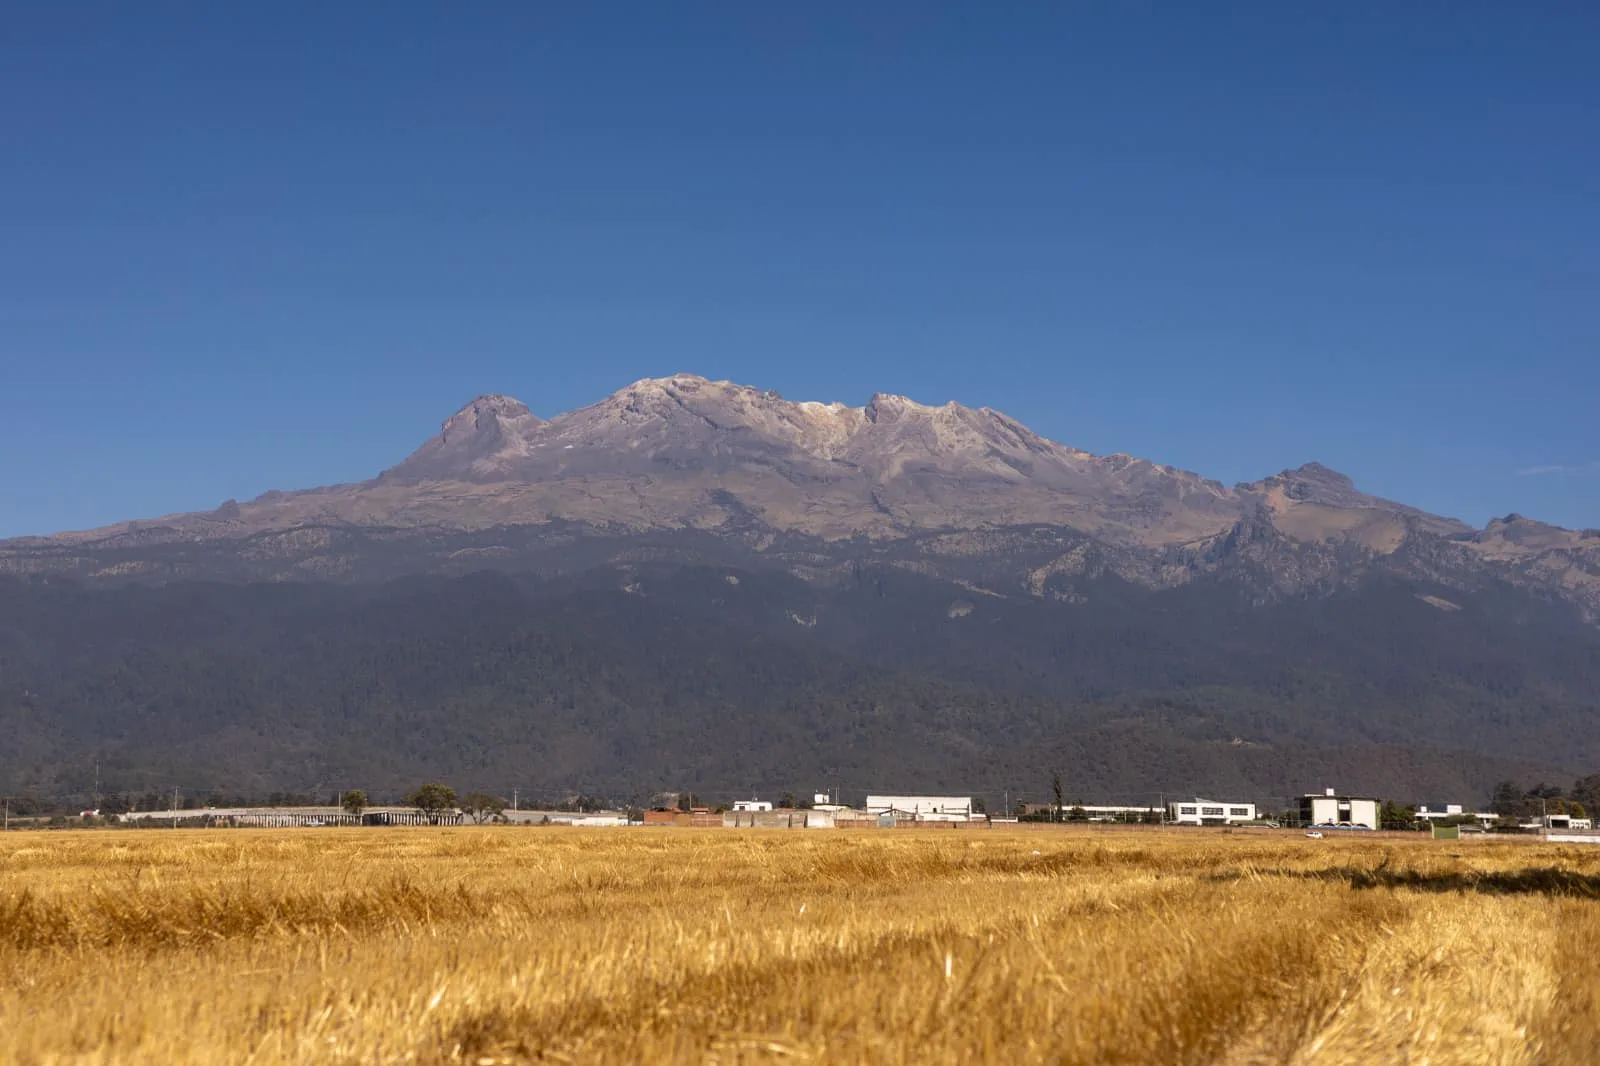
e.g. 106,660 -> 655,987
1167,799 -> 1258,826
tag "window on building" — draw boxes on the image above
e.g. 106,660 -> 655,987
1229,807 -> 1249,817
1179,806 -> 1197,815
1201,807 -> 1223,816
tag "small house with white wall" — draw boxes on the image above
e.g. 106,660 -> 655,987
732,799 -> 773,813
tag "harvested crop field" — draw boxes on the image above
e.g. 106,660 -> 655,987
4,828 -> 1600,1065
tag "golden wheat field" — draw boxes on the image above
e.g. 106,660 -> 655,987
3,828 -> 1600,1066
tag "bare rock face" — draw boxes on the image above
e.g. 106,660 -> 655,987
1,373 -> 1595,618
1238,462 -> 1472,541
1468,515 -> 1600,616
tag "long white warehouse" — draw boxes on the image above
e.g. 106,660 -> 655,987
865,796 -> 973,820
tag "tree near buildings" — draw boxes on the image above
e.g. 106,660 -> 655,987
1489,780 -> 1524,818
406,783 -> 458,823
463,792 -> 505,825
341,790 -> 367,817
1572,775 -> 1600,815
1379,800 -> 1418,830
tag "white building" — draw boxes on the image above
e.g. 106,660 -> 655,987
1300,790 -> 1380,830
1543,813 -> 1593,830
561,814 -> 628,827
1077,805 -> 1161,822
1167,799 -> 1258,826
865,795 -> 973,821
1417,805 -> 1498,828
731,799 -> 773,812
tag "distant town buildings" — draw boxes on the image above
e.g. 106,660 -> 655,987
89,781 -> 1600,842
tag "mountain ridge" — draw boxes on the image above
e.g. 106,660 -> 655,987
2,373 -> 1596,619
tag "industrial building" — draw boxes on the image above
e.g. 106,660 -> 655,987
865,795 -> 974,821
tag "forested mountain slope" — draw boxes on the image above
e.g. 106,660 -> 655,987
2,564 -> 1592,807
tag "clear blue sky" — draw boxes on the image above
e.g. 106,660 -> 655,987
4,4 -> 1596,537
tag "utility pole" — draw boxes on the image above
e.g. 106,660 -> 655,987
171,786 -> 179,830
93,759 -> 100,813
512,788 -> 518,812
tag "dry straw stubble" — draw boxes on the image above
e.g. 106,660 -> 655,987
3,828 -> 1599,1064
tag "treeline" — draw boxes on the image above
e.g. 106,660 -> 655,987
1488,776 -> 1600,820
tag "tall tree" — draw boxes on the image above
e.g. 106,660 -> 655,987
1489,780 -> 1523,818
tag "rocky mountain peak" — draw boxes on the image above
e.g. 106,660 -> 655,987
384,394 -> 544,483
440,394 -> 539,439
1243,462 -> 1365,505
1249,461 -> 1357,500
863,392 -> 939,423
1476,513 -> 1579,549
1287,461 -> 1354,486
1236,461 -> 1471,542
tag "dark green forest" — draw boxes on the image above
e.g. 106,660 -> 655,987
1,562 -> 1596,811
